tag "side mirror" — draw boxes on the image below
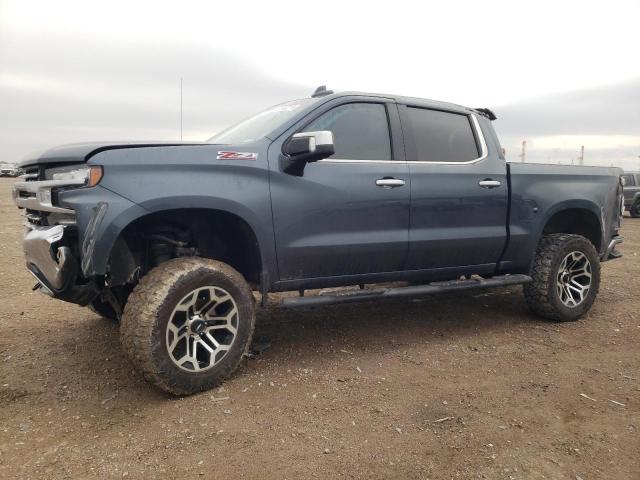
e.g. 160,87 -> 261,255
281,131 -> 335,176
283,131 -> 335,163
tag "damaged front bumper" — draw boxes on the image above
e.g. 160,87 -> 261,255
24,224 -> 97,305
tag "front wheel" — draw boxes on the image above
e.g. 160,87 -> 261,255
523,233 -> 600,322
120,257 -> 255,395
630,201 -> 640,218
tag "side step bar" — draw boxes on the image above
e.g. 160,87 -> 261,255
281,274 -> 532,309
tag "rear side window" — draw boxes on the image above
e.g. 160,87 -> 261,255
302,103 -> 392,160
622,174 -> 635,186
406,107 -> 480,162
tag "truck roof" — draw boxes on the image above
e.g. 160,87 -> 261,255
314,90 -> 493,119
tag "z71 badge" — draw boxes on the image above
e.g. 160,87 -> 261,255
216,151 -> 258,160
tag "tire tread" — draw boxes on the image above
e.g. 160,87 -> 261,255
523,233 -> 600,322
120,257 -> 255,395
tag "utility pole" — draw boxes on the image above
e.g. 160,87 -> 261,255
180,77 -> 183,141
519,140 -> 527,163
578,145 -> 584,166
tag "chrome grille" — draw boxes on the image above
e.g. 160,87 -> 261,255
13,165 -> 77,227
25,210 -> 47,226
22,166 -> 42,182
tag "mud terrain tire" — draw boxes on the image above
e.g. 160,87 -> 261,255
120,257 -> 255,395
524,234 -> 600,322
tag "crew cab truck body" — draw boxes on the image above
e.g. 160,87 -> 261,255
13,89 -> 624,395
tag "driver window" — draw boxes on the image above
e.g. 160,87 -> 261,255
302,103 -> 392,160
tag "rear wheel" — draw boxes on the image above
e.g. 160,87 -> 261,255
630,201 -> 640,218
523,233 -> 600,322
120,257 -> 255,395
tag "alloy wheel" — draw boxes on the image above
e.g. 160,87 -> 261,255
166,286 -> 239,372
556,251 -> 592,308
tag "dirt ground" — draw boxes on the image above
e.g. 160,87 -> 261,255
0,177 -> 637,480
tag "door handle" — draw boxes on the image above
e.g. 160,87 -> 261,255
478,179 -> 501,188
376,178 -> 405,188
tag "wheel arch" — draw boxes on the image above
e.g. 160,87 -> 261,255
539,201 -> 603,252
96,198 -> 271,289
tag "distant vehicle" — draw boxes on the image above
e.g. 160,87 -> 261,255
621,171 -> 640,217
13,87 -> 624,395
0,164 -> 19,177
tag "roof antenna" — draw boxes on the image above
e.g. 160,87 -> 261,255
312,85 -> 334,98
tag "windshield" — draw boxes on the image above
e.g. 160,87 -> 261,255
208,98 -> 317,144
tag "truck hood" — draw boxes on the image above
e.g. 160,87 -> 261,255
19,141 -> 205,168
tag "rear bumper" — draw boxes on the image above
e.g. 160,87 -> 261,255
24,224 -> 97,305
601,234 -> 623,261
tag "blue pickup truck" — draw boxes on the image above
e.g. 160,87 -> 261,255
13,87 -> 624,395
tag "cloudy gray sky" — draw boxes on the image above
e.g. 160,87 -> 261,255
1,0 -> 639,168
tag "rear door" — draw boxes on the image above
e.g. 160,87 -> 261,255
268,98 -> 410,283
400,105 -> 508,273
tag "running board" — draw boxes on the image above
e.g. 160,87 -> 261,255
281,274 -> 532,309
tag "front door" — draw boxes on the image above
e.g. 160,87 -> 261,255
268,99 -> 410,282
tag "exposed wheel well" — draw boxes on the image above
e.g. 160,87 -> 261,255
107,208 -> 263,289
542,208 -> 602,251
